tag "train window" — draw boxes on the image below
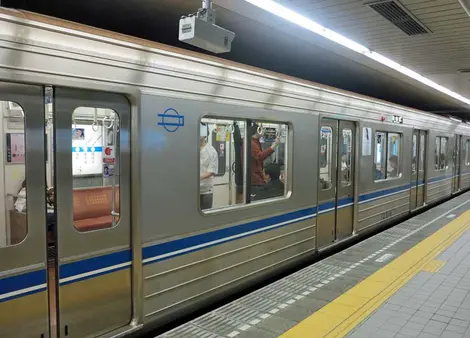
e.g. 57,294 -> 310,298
200,118 -> 245,210
375,132 -> 387,180
1,101 -> 28,246
374,131 -> 401,181
72,108 -> 120,232
387,133 -> 400,178
465,140 -> 470,166
419,134 -> 425,171
199,118 -> 289,212
435,136 -> 448,170
320,126 -> 333,190
412,134 -> 417,174
340,128 -> 352,187
250,121 -> 288,202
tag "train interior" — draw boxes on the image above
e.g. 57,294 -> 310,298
0,101 -> 120,244
200,118 -> 288,210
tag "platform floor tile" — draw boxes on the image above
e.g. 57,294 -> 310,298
159,192 -> 470,338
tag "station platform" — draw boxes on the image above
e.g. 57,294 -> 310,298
159,192 -> 470,338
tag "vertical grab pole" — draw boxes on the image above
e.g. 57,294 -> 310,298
111,116 -> 117,227
202,0 -> 212,9
228,124 -> 233,206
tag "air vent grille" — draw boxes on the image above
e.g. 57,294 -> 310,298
366,0 -> 431,36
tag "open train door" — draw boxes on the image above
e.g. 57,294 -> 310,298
53,88 -> 132,337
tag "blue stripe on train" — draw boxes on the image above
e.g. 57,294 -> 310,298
0,269 -> 46,302
0,173 -> 457,301
59,250 -> 131,284
142,207 -> 317,263
359,183 -> 410,203
428,174 -> 453,184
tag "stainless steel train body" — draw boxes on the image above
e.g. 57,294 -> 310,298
0,9 -> 469,338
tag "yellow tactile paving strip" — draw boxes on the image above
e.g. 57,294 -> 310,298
421,260 -> 446,273
281,211 -> 470,338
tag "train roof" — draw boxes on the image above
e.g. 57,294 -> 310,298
0,8 -> 443,113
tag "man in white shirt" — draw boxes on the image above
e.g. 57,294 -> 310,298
200,123 -> 219,210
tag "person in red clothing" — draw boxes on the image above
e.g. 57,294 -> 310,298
244,124 -> 280,197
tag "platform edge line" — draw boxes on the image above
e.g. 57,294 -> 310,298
280,210 -> 470,338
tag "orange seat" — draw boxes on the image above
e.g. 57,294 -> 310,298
73,186 -> 120,232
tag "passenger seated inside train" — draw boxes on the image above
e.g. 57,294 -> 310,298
14,180 -> 56,243
440,153 -> 446,169
200,123 -> 218,210
375,164 -> 384,180
388,155 -> 398,177
340,154 -> 350,183
253,163 -> 284,200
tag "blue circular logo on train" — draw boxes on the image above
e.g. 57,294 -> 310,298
157,108 -> 185,133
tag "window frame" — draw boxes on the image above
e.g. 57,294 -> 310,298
434,136 -> 449,171
412,133 -> 417,174
71,107 -> 122,232
199,115 -> 291,214
319,126 -> 333,191
340,128 -> 353,187
465,139 -> 470,166
373,130 -> 403,182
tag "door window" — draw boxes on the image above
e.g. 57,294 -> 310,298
419,134 -> 425,172
0,101 -> 27,246
340,128 -> 352,187
71,107 -> 120,232
465,140 -> 470,166
412,134 -> 417,174
320,126 -> 333,190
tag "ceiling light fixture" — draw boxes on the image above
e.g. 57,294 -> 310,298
243,0 -> 470,106
449,116 -> 462,123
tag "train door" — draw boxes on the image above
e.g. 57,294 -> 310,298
410,130 -> 427,210
317,118 -> 355,248
0,83 -> 49,338
53,88 -> 132,337
452,135 -> 462,194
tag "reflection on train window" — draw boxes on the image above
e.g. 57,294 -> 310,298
200,118 -> 245,210
419,134 -> 425,172
341,129 -> 352,187
465,140 -> 470,166
249,121 -> 288,202
374,131 -> 401,181
435,136 -> 448,170
412,134 -> 417,174
71,107 -> 120,232
320,126 -> 332,190
199,117 -> 289,212
1,101 -> 27,247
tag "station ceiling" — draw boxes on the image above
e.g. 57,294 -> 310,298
4,0 -> 470,115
